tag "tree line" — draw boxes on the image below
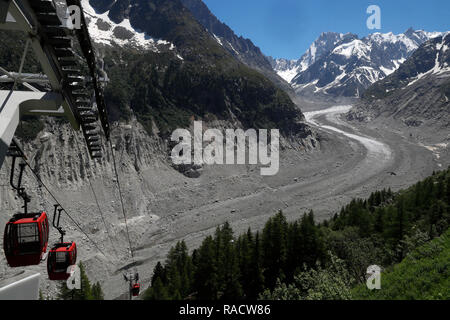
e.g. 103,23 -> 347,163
144,168 -> 450,300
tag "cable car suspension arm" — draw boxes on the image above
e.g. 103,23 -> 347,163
7,138 -> 31,213
53,204 -> 66,243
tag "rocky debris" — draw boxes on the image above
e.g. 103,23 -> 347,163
39,132 -> 52,143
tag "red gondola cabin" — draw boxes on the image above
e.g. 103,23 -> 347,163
132,283 -> 140,297
47,242 -> 77,280
3,211 -> 49,267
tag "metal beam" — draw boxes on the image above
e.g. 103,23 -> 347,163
7,1 -> 60,88
5,0 -> 80,131
0,0 -> 12,23
0,90 -> 21,169
0,73 -> 49,84
0,0 -> 109,160
0,89 -> 64,168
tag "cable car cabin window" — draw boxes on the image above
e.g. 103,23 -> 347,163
55,251 -> 69,272
41,220 -> 48,249
3,224 -> 13,254
56,251 -> 66,263
17,224 -> 40,254
18,224 -> 38,243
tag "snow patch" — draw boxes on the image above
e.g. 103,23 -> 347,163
80,0 -> 176,51
213,34 -> 223,46
277,67 -> 300,83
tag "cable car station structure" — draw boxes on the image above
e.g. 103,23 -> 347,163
0,0 -> 110,171
0,0 -> 144,299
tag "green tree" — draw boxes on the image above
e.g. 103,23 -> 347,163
214,222 -> 242,299
144,277 -> 170,300
260,253 -> 354,300
193,236 -> 219,299
262,211 -> 288,289
164,241 -> 193,298
91,282 -> 105,300
247,231 -> 265,299
151,262 -> 166,285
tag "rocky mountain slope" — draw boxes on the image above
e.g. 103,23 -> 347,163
348,33 -> 450,133
83,0 -> 308,138
272,29 -> 443,99
179,0 -> 271,71
177,0 -> 295,96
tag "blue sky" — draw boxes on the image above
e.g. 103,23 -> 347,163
203,0 -> 450,60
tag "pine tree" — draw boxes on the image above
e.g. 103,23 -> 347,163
445,176 -> 450,207
144,277 -> 169,300
286,221 -> 301,281
91,282 -> 105,300
237,229 -> 252,298
193,236 -> 219,299
396,197 -> 406,241
164,241 -> 193,298
214,222 -> 242,299
262,211 -> 288,289
373,208 -> 384,234
151,262 -> 166,286
247,231 -> 264,299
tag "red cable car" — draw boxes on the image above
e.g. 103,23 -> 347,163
132,283 -> 140,297
3,211 -> 49,267
47,242 -> 77,280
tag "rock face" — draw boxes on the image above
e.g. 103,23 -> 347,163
90,0 -> 312,140
178,0 -> 295,96
83,0 -> 294,96
348,34 -> 450,135
179,0 -> 272,71
271,29 -> 444,98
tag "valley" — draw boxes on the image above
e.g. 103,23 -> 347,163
1,90 -> 443,299
1,100 -> 440,299
0,0 -> 448,302
123,102 -> 440,300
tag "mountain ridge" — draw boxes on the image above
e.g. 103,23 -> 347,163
271,29 -> 444,98
348,33 -> 450,131
177,0 -> 296,97
269,32 -> 357,83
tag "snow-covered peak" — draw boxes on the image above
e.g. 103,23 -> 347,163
333,39 -> 370,59
288,28 -> 448,97
299,32 -> 353,70
268,58 -> 303,82
367,29 -> 443,51
270,32 -> 355,82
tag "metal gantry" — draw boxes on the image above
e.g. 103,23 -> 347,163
0,0 -> 110,170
